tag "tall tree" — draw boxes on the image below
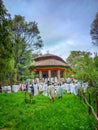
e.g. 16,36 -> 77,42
12,15 -> 43,81
90,12 -> 98,46
66,51 -> 91,67
0,0 -> 15,85
66,51 -> 97,85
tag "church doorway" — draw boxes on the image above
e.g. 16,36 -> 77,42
42,71 -> 48,79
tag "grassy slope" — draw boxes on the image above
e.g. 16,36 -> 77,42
0,91 -> 96,130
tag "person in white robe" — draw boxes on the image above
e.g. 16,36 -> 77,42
33,83 -> 38,96
38,82 -> 44,94
73,82 -> 79,95
82,82 -> 88,93
62,82 -> 66,92
57,83 -> 64,98
70,82 -> 75,94
43,83 -> 48,96
49,83 -> 55,101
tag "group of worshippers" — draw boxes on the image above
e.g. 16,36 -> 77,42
0,75 -> 88,103
24,75 -> 88,102
25,81 -> 64,102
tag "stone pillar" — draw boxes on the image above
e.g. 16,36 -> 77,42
39,70 -> 42,79
48,70 -> 51,81
57,70 -> 60,81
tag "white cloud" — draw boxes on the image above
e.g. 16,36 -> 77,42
42,40 -> 72,60
3,0 -> 98,60
66,40 -> 75,46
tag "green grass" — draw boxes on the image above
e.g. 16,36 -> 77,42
0,91 -> 96,130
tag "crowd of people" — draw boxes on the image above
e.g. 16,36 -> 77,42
21,75 -> 89,102
24,82 -> 65,102
0,75 -> 89,102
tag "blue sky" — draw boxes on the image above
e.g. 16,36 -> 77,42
3,0 -> 98,59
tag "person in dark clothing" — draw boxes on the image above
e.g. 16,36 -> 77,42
30,84 -> 34,96
0,84 -> 2,93
29,84 -> 34,103
47,80 -> 50,86
25,84 -> 28,92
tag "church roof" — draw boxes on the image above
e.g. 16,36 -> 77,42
34,53 -> 70,68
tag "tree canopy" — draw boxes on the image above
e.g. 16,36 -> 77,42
66,51 -> 98,86
0,1 -> 43,85
0,0 -> 15,84
12,15 -> 43,81
90,12 -> 98,46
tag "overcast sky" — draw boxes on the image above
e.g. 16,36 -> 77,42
3,0 -> 98,60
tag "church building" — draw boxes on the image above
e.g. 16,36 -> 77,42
30,52 -> 71,81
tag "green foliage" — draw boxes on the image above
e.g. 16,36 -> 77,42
66,51 -> 98,87
0,92 -> 95,130
12,15 -> 43,51
0,1 -> 43,84
90,12 -> 98,46
63,72 -> 71,79
12,15 -> 43,82
66,51 -> 91,67
0,0 -> 15,84
94,54 -> 98,70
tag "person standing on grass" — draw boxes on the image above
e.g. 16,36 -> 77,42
57,83 -> 64,99
49,82 -> 55,102
29,84 -> 34,103
30,84 -> 34,96
25,84 -> 28,92
33,82 -> 38,96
